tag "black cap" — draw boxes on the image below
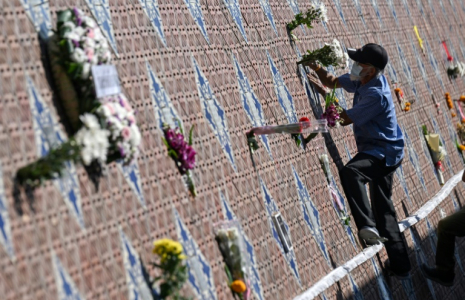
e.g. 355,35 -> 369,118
347,43 -> 388,70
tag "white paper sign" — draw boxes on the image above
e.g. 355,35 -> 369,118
92,65 -> 121,98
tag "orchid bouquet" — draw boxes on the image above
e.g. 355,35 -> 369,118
16,8 -> 142,189
297,39 -> 349,69
162,124 -> 197,197
214,220 -> 250,300
319,154 -> 351,226
141,238 -> 190,300
322,87 -> 343,128
286,4 -> 327,40
423,126 -> 447,185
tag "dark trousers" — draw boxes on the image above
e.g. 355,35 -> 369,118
436,207 -> 465,271
339,153 -> 411,273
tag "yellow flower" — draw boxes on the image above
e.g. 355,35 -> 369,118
166,241 -> 183,255
178,254 -> 187,260
394,88 -> 401,93
405,102 -> 411,107
459,145 -> 465,151
452,113 -> 457,117
153,238 -> 175,255
230,280 -> 247,293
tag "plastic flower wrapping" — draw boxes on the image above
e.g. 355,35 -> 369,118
162,124 -> 197,197
322,87 -> 344,127
423,126 -> 447,185
15,8 -> 141,189
297,39 -> 349,69
214,220 -> 250,300
319,154 -> 351,226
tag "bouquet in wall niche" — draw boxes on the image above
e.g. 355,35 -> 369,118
393,86 -> 411,112
447,61 -> 465,79
15,8 -> 141,188
162,124 -> 197,197
286,3 -> 327,40
423,126 -> 447,185
322,87 -> 343,128
214,220 -> 250,300
141,238 -> 190,300
297,39 -> 349,69
246,117 -> 327,151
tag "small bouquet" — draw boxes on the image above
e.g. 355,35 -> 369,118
246,117 -> 327,151
445,93 -> 456,118
297,39 -> 349,69
214,220 -> 250,300
394,86 -> 411,112
447,61 -> 465,79
142,238 -> 189,300
162,124 -> 197,197
16,8 -> 141,188
319,154 -> 350,226
286,4 -> 327,40
322,87 -> 343,127
423,126 -> 447,185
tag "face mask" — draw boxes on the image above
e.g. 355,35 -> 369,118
350,62 -> 363,77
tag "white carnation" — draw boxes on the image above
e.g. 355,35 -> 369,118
63,31 -> 80,41
70,48 -> 87,63
74,26 -> 86,38
81,63 -> 91,79
75,114 -> 110,165
129,125 -> 142,147
83,16 -> 97,29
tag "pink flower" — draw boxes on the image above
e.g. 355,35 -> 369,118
128,115 -> 136,125
85,48 -> 94,61
119,96 -> 133,112
87,28 -> 95,39
121,127 -> 131,140
105,103 -> 116,115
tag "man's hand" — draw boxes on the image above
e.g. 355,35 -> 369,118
302,61 -> 321,71
307,72 -> 328,96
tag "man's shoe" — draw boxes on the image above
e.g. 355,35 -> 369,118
359,226 -> 388,245
384,261 -> 410,280
420,264 -> 454,287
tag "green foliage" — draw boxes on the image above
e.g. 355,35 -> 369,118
188,125 -> 195,146
297,45 -> 339,67
287,7 -> 323,32
16,139 -> 81,188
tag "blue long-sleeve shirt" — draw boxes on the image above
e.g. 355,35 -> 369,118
338,73 -> 404,166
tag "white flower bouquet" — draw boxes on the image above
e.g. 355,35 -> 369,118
297,39 -> 349,69
286,4 -> 327,40
16,8 -> 141,188
214,220 -> 250,300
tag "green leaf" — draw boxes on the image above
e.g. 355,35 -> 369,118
188,125 -> 195,146
162,137 -> 170,148
224,265 -> 233,284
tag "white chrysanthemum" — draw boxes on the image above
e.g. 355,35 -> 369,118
318,3 -> 328,23
63,30 -> 81,41
83,16 -> 97,29
129,125 -> 142,147
328,39 -> 348,68
74,26 -> 86,38
70,48 -> 87,63
81,63 -> 91,79
62,21 -> 76,30
83,37 -> 96,49
75,114 -> 110,165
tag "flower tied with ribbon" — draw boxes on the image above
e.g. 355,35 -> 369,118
162,123 -> 197,197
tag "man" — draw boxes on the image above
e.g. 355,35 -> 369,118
421,171 -> 465,286
305,43 -> 411,278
